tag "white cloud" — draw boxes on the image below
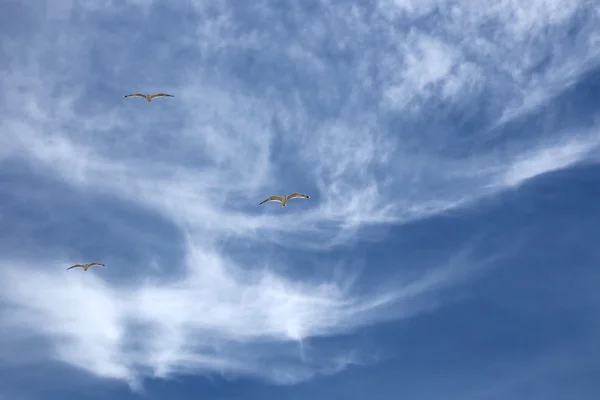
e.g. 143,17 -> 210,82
377,0 -> 596,121
498,136 -> 600,188
0,239 -> 467,388
1,0 -> 600,391
383,30 -> 463,110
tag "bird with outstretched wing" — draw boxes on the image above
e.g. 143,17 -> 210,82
124,93 -> 174,102
67,262 -> 105,271
259,192 -> 309,207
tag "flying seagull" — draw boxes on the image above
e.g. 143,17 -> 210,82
124,93 -> 174,102
66,262 -> 105,271
259,192 -> 310,207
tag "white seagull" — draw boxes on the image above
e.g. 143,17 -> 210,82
259,192 -> 310,207
66,262 -> 105,271
124,93 -> 174,102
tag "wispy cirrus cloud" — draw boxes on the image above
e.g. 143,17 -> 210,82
1,0 -> 600,392
0,240 -> 471,389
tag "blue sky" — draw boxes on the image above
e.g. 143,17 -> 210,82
1,0 -> 600,399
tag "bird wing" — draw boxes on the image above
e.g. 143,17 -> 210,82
259,196 -> 284,205
67,264 -> 85,270
287,192 -> 309,200
149,93 -> 174,99
88,262 -> 105,267
124,93 -> 147,98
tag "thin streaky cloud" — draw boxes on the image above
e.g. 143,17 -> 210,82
0,242 -> 474,388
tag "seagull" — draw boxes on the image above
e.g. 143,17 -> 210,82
66,262 -> 105,271
259,192 -> 310,207
124,93 -> 174,102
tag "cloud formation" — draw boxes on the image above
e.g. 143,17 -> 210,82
1,0 -> 600,390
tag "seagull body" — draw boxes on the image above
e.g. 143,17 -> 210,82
124,93 -> 174,102
67,262 -> 105,271
259,192 -> 310,207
